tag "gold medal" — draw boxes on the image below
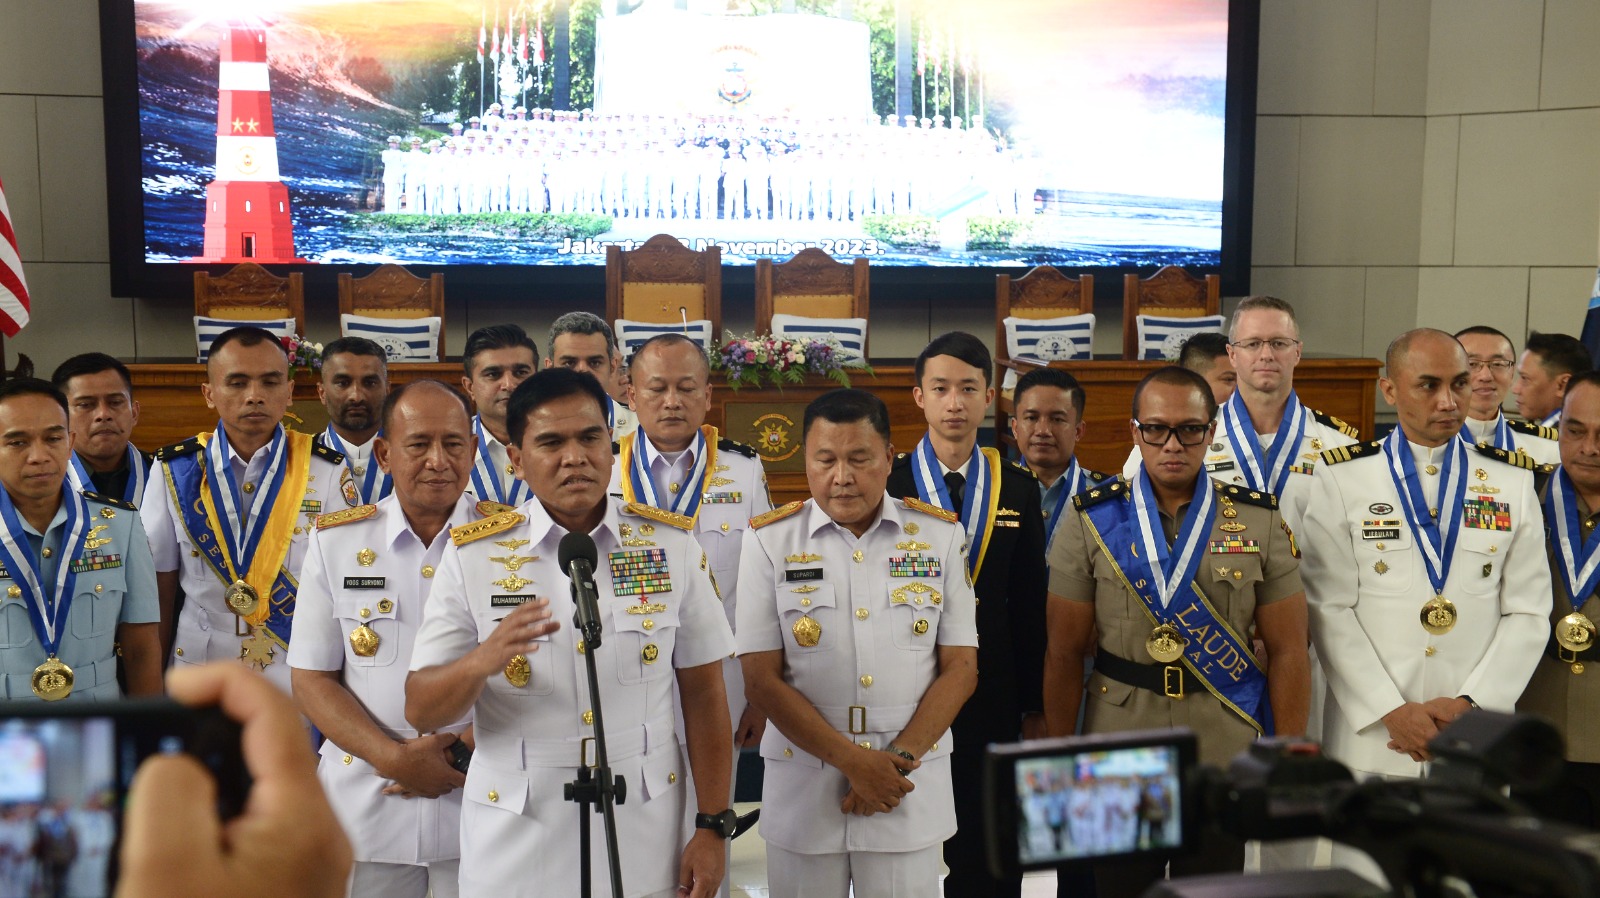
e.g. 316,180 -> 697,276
349,623 -> 380,657
240,628 -> 277,668
1145,625 -> 1185,664
224,579 -> 260,617
30,656 -> 73,701
792,614 -> 821,648
1420,595 -> 1457,635
504,654 -> 532,687
1557,612 -> 1597,654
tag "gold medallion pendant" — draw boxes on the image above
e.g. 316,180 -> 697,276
224,579 -> 260,617
1558,612 -> 1596,653
31,656 -> 74,701
1420,595 -> 1458,635
1145,625 -> 1185,664
504,654 -> 532,687
792,614 -> 822,648
349,623 -> 381,658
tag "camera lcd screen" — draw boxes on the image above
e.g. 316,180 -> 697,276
0,717 -> 126,898
1014,742 -> 1184,865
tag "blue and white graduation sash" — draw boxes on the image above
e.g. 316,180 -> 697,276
618,426 -> 716,522
0,483 -> 91,664
1039,458 -> 1084,549
1544,411 -> 1563,429
1382,429 -> 1468,597
66,445 -> 149,508
1547,467 -> 1600,611
1460,414 -> 1514,452
319,425 -> 392,505
1219,390 -> 1306,496
1079,471 -> 1269,732
909,437 -> 1001,581
469,416 -> 529,508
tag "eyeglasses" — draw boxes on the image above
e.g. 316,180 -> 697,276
1229,338 -> 1300,354
1134,420 -> 1211,447
1466,359 -> 1515,374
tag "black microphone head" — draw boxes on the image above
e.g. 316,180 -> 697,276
558,531 -> 600,571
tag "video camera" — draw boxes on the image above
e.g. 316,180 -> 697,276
985,711 -> 1600,898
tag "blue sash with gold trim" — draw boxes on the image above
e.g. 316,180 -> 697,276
1080,475 -> 1269,733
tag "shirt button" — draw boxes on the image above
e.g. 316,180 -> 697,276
859,675 -> 873,687
577,640 -> 586,654
783,748 -> 794,758
41,548 -> 51,559
583,710 -> 594,726
174,648 -> 184,657
1425,646 -> 1436,657
931,743 -> 939,752
422,565 -> 436,578
293,527 -> 304,535
94,584 -> 103,593
668,772 -> 677,784
852,551 -> 864,564
342,754 -> 352,765
855,608 -> 869,620
191,549 -> 201,557
242,483 -> 255,494
800,598 -> 811,607
359,608 -> 371,619
720,523 -> 730,532
858,740 -> 872,749
643,619 -> 655,630
488,790 -> 499,803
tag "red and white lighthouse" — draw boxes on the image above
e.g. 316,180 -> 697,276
194,22 -> 307,263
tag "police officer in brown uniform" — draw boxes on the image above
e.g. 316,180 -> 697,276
1045,366 -> 1309,898
1517,369 -> 1600,827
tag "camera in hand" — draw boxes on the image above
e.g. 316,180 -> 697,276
986,711 -> 1600,897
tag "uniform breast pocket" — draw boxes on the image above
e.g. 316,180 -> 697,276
0,594 -> 34,649
612,601 -> 680,685
69,571 -> 126,640
888,581 -> 942,651
1351,525 -> 1413,593
475,610 -> 553,696
1456,531 -> 1507,596
776,582 -> 837,654
334,597 -> 399,667
1204,555 -> 1264,598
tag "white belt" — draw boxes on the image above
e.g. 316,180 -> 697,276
815,702 -> 919,736
193,605 -> 253,636
476,716 -> 675,769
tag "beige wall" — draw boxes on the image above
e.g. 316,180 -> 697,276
2,0 -> 1598,390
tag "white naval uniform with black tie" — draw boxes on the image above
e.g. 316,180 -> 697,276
735,498 -> 979,897
409,497 -> 733,898
288,493 -> 477,898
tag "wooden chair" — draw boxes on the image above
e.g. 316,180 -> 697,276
1121,266 -> 1221,360
993,266 -> 1094,450
754,248 -> 870,356
604,234 -> 722,347
193,262 -> 306,336
337,264 -> 447,360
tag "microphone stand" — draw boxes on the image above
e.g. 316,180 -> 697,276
563,562 -> 626,898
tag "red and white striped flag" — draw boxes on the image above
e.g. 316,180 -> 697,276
477,12 -> 485,62
0,177 -> 30,337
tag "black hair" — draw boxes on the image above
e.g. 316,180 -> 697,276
1131,366 -> 1218,422
914,331 -> 992,387
548,312 -> 619,359
379,379 -> 472,433
1526,331 -> 1593,378
321,336 -> 389,366
630,333 -> 711,376
0,378 -> 68,417
207,326 -> 289,367
463,324 -> 538,377
50,353 -> 134,394
803,388 -> 891,443
505,367 -> 609,446
1177,332 -> 1230,371
1013,367 -> 1086,418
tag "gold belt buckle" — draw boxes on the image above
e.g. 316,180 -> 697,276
1162,665 -> 1185,700
848,705 -> 867,735
581,736 -> 596,768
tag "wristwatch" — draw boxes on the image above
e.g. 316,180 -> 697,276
695,809 -> 739,839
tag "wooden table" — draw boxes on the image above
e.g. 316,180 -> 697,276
126,358 -> 1381,506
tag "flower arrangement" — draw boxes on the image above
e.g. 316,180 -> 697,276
282,334 -> 324,377
714,333 -> 872,391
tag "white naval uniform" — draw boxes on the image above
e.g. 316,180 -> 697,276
142,429 -> 346,691
409,497 -> 734,898
735,498 -> 979,898
1462,413 -> 1560,466
288,493 -> 477,898
1300,437 -> 1551,779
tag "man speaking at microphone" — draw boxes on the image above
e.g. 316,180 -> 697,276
406,368 -> 735,898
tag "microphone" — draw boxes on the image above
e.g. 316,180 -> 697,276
679,306 -> 690,334
559,531 -> 605,646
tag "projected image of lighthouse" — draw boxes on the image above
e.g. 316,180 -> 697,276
194,18 -> 306,263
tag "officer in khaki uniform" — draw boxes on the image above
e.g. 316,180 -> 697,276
739,389 -> 978,898
407,369 -> 735,898
1516,370 -> 1600,828
1047,367 -> 1309,898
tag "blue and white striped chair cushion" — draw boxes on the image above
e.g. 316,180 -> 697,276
194,316 -> 296,363
1136,314 -> 1225,361
616,318 -> 714,358
341,314 -> 442,361
770,314 -> 868,363
1001,313 -> 1095,389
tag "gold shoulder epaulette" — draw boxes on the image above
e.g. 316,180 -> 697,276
310,440 -> 346,465
1311,408 -> 1360,439
750,501 -> 804,530
903,496 -> 959,523
450,510 -> 526,546
1474,443 -> 1536,470
1072,478 -> 1127,510
1506,418 -> 1559,441
475,499 -> 514,517
154,436 -> 203,461
1320,438 -> 1383,466
317,504 -> 376,529
1538,462 -> 1558,476
81,490 -> 137,511
624,502 -> 694,530
1221,483 -> 1279,510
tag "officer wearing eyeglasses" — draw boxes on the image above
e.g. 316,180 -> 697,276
1046,366 -> 1309,898
1454,326 -> 1558,465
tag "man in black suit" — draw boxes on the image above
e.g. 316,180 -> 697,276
886,331 -> 1048,898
